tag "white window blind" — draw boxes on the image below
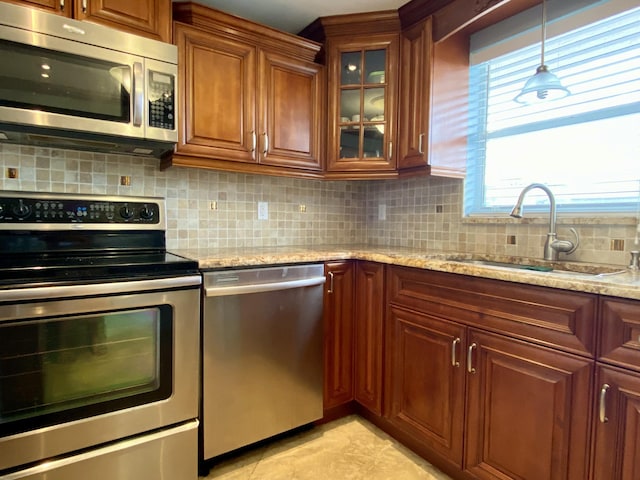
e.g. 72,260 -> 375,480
465,2 -> 640,216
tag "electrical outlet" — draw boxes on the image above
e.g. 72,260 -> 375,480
209,201 -> 218,211
7,167 -> 18,179
258,201 -> 268,220
378,204 -> 386,220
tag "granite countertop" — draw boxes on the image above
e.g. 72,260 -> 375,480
171,245 -> 640,301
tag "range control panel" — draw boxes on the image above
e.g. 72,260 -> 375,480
0,192 -> 164,229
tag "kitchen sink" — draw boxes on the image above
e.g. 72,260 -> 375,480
446,256 -> 627,276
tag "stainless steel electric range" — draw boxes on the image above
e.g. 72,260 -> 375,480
0,191 -> 201,480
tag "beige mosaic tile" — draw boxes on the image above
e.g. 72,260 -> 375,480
1,143 -> 638,266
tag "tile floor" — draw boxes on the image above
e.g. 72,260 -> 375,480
200,415 -> 454,480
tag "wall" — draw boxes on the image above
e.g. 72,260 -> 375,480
2,143 -> 638,266
365,175 -> 640,266
0,144 -> 367,250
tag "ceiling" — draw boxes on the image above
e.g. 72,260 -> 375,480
174,0 -> 409,34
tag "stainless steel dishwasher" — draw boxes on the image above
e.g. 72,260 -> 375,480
201,264 -> 325,460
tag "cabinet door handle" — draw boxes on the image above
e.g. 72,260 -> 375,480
60,0 -> 64,10
418,133 -> 425,155
467,343 -> 477,374
82,0 -> 87,13
599,383 -> 610,423
251,131 -> 256,152
451,338 -> 461,367
327,271 -> 334,294
262,133 -> 269,156
388,141 -> 393,161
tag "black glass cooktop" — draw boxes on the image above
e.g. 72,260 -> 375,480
0,251 -> 199,289
0,228 -> 198,289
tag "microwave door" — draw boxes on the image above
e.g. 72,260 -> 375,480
0,27 -> 143,139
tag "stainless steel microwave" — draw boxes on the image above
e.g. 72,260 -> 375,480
0,2 -> 178,159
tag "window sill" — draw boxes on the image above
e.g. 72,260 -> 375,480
462,214 -> 638,226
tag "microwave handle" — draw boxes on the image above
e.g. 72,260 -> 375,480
132,62 -> 144,127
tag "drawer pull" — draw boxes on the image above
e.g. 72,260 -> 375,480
467,343 -> 477,374
327,271 -> 334,294
599,383 -> 610,423
451,338 -> 460,367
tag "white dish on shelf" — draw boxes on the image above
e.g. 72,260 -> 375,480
368,71 -> 385,83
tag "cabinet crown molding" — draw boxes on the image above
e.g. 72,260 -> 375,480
299,10 -> 401,42
172,1 -> 321,62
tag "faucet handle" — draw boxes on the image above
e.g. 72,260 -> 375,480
551,227 -> 580,255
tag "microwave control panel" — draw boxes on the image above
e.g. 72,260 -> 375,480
148,70 -> 175,131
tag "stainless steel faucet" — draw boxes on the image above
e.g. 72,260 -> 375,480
510,183 -> 579,261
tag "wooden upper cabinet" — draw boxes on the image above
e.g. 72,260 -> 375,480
7,0 -> 172,42
397,18 -> 432,171
174,23 -> 257,163
168,2 -> 323,177
4,0 -> 70,15
301,11 -> 401,179
258,50 -> 323,170
325,33 -> 399,175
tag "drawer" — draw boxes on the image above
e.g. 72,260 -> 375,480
599,297 -> 640,372
387,266 -> 597,357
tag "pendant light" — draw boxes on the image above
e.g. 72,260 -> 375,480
515,0 -> 570,104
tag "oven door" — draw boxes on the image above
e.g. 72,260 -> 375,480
0,275 -> 201,473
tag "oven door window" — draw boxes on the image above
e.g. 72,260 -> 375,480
0,305 -> 172,436
0,39 -> 130,122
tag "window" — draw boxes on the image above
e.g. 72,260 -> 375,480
465,1 -> 640,216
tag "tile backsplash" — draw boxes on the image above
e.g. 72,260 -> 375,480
2,144 -> 638,266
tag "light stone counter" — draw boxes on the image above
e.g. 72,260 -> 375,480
172,245 -> 640,301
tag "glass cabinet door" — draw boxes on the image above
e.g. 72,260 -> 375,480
328,33 -> 398,173
338,48 -> 386,160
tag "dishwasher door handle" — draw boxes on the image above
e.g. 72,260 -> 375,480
205,276 -> 326,297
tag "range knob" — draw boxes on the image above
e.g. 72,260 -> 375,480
119,205 -> 134,219
12,199 -> 31,219
139,206 -> 154,220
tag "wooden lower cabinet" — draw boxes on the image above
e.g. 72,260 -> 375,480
593,297 -> 640,480
386,305 -> 466,466
320,263 -> 640,480
323,261 -> 355,410
385,266 -> 595,480
464,330 -> 593,480
385,306 -> 592,479
591,365 -> 640,480
354,261 -> 385,415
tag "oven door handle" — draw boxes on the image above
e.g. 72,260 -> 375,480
0,275 -> 202,303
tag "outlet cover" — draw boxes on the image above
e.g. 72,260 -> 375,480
258,201 -> 268,220
378,204 -> 386,220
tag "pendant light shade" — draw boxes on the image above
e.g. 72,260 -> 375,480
515,0 -> 570,104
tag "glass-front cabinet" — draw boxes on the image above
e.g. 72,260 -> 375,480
326,34 -> 399,175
